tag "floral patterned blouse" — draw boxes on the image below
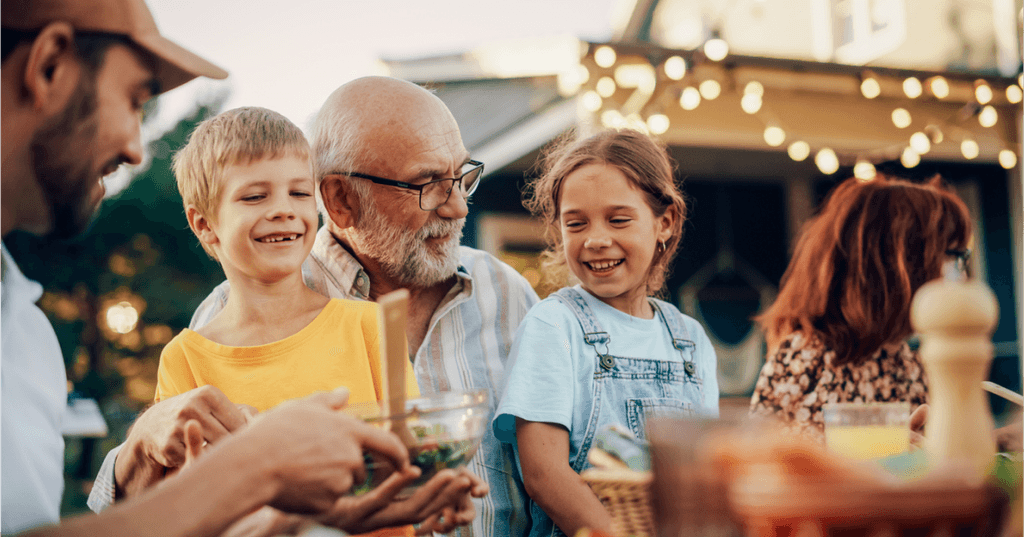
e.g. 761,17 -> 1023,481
749,332 -> 928,442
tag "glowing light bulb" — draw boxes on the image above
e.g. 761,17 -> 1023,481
601,109 -> 624,128
891,108 -> 912,129
901,147 -> 920,168
854,160 -> 876,181
582,91 -> 603,112
815,148 -> 839,174
594,46 -> 617,68
975,81 -> 993,105
741,93 -> 762,114
929,77 -> 949,99
664,56 -> 686,80
647,114 -> 670,134
744,81 -> 764,96
763,126 -> 786,147
903,77 -> 923,98
679,87 -> 701,110
999,150 -> 1018,169
978,105 -> 998,128
788,141 -> 810,161
1007,85 -> 1023,104
860,77 -> 881,99
961,139 -> 979,160
106,302 -> 139,334
699,79 -> 721,100
704,38 -> 729,61
596,76 -> 616,98
910,132 -> 931,154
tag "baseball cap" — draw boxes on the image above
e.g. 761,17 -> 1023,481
2,0 -> 228,93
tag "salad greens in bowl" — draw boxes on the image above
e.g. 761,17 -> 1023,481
346,389 -> 488,496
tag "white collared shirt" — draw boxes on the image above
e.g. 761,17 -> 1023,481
2,243 -> 68,534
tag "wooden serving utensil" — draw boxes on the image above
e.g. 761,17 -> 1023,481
982,381 -> 1024,406
378,289 -> 416,448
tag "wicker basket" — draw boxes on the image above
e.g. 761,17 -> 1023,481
581,467 -> 654,537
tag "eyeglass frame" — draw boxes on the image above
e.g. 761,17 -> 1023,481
332,160 -> 484,211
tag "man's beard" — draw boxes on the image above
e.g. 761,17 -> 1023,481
350,190 -> 464,288
29,74 -> 105,241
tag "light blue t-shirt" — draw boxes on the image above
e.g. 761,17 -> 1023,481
493,286 -> 718,536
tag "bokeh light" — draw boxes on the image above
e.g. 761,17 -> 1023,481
594,46 -> 617,68
901,147 -> 921,168
903,77 -> 922,98
763,126 -> 786,147
815,148 -> 839,174
699,79 -> 722,100
680,87 -> 701,110
860,77 -> 881,99
978,105 -> 998,127
664,56 -> 686,80
960,139 -> 979,160
999,150 -> 1018,169
788,141 -> 810,161
891,108 -> 912,129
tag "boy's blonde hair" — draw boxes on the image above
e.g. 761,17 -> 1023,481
173,106 -> 310,259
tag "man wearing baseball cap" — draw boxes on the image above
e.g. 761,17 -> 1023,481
2,1 -> 428,535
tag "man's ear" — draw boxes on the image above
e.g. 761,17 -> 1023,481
186,206 -> 219,248
320,175 -> 358,229
22,22 -> 82,113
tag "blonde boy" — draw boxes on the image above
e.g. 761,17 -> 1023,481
159,106 -> 418,411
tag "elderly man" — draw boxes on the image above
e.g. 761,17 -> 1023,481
0,1 -> 466,535
93,76 -> 540,536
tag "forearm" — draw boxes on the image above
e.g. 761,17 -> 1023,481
29,442 -> 278,537
524,465 -> 611,536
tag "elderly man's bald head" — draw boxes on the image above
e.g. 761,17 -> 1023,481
309,76 -> 460,185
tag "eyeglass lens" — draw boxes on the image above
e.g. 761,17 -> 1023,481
420,162 -> 483,211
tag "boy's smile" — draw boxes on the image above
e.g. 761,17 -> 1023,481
559,163 -> 672,317
203,155 -> 317,284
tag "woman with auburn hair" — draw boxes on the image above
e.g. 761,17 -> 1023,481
749,174 -> 973,440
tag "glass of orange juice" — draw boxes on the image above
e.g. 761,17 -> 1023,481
822,402 -> 910,460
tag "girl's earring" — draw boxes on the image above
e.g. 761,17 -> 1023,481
658,240 -> 666,253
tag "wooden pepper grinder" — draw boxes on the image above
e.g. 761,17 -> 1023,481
911,277 -> 999,483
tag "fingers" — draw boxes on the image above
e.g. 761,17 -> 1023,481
909,404 -> 928,433
357,424 -> 411,471
235,403 -> 259,423
349,465 -> 421,519
402,469 -> 472,519
301,387 -> 351,410
458,468 -> 489,497
182,419 -> 204,469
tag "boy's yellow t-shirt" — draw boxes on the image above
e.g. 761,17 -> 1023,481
155,298 -> 420,537
155,298 -> 419,411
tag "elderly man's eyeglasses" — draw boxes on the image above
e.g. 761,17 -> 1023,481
340,160 -> 484,211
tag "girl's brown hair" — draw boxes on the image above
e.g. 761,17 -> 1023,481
524,128 -> 687,296
756,175 -> 972,366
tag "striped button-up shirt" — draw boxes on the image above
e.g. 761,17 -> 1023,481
190,227 -> 538,536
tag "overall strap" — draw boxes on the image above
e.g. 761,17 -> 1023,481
551,288 -> 614,370
650,298 -> 699,377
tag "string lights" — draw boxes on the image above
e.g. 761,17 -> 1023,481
581,42 -> 1021,173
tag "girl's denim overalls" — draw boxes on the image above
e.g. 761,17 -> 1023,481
539,288 -> 706,537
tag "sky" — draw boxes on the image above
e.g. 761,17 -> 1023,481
104,0 -> 620,195
146,0 -> 620,131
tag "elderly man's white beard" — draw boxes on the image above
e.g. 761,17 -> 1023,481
350,193 -> 463,288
